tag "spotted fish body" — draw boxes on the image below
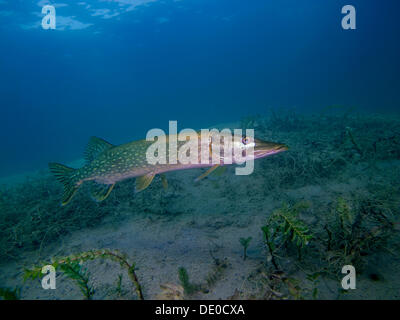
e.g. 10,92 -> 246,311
49,134 -> 288,206
79,139 -> 156,185
77,137 -> 214,184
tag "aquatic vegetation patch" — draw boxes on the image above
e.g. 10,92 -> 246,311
242,187 -> 400,299
58,261 -> 94,299
24,249 -> 143,300
204,255 -> 230,289
323,195 -> 399,274
163,254 -> 230,299
178,267 -> 202,296
256,111 -> 400,191
0,175 -> 174,263
239,237 -> 252,260
261,202 -> 312,269
0,286 -> 20,300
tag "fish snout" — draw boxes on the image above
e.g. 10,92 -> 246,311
253,139 -> 289,158
274,143 -> 289,152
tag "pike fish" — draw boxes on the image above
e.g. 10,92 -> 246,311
49,133 -> 288,206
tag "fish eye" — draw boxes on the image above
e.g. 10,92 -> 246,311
242,137 -> 249,145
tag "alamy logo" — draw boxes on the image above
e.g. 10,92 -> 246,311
41,265 -> 56,289
42,5 -> 56,30
145,121 -> 255,176
341,265 -> 356,290
341,5 -> 356,30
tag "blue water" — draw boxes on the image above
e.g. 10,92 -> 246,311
0,0 -> 399,177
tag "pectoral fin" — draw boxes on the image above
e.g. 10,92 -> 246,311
90,182 -> 115,202
195,164 -> 220,182
135,173 -> 155,192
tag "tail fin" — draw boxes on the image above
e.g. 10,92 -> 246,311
48,162 -> 79,206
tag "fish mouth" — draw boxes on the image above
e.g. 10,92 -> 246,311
274,144 -> 289,152
254,142 -> 289,157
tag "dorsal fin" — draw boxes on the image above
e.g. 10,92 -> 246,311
84,136 -> 114,163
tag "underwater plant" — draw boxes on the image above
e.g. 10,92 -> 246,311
204,256 -> 229,289
261,202 -> 312,270
345,127 -> 363,156
59,261 -> 94,300
175,254 -> 230,298
114,274 -> 126,298
0,287 -> 20,300
305,272 -> 321,300
24,249 -> 143,300
239,237 -> 252,260
324,196 -> 398,275
178,267 -> 201,296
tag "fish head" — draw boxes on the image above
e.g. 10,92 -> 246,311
231,135 -> 288,161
